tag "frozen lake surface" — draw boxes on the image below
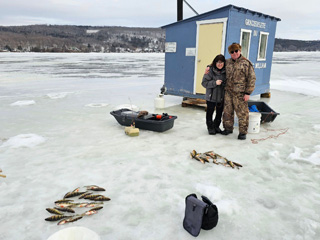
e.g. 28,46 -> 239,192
0,52 -> 320,239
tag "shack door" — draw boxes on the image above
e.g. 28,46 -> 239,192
194,18 -> 227,94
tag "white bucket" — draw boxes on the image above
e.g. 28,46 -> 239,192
154,94 -> 165,109
47,226 -> 100,240
248,112 -> 261,133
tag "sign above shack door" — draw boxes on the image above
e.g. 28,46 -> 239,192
195,19 -> 227,94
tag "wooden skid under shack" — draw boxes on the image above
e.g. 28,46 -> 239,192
182,98 -> 207,110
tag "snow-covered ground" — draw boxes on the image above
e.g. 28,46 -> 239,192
0,52 -> 319,240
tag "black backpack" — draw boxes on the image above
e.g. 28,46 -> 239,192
183,193 -> 219,237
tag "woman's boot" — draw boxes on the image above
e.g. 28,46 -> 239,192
215,126 -> 222,134
213,120 -> 222,134
207,121 -> 216,135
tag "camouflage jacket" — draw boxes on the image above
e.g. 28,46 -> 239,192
225,56 -> 256,95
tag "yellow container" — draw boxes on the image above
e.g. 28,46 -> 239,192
125,126 -> 139,137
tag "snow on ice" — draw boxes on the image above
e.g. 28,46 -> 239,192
0,52 -> 320,240
10,100 -> 36,106
1,134 -> 46,149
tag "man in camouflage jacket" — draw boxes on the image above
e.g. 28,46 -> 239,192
221,43 -> 256,140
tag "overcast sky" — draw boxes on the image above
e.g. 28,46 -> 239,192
0,0 -> 319,40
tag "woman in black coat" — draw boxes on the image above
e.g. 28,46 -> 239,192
201,54 -> 226,135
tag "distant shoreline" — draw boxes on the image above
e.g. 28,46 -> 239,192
0,25 -> 319,52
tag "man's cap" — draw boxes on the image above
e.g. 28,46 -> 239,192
228,43 -> 242,53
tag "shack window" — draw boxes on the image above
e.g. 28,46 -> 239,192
240,29 -> 251,59
258,32 -> 269,61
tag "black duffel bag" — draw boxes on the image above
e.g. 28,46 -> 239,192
183,193 -> 218,237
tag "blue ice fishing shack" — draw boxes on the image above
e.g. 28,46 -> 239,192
161,4 -> 281,98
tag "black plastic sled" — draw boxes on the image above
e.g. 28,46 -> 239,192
248,101 -> 279,123
110,108 -> 177,132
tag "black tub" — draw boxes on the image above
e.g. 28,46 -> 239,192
248,101 -> 279,123
110,108 -> 178,132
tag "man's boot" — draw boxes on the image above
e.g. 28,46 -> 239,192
238,133 -> 246,140
221,129 -> 233,135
